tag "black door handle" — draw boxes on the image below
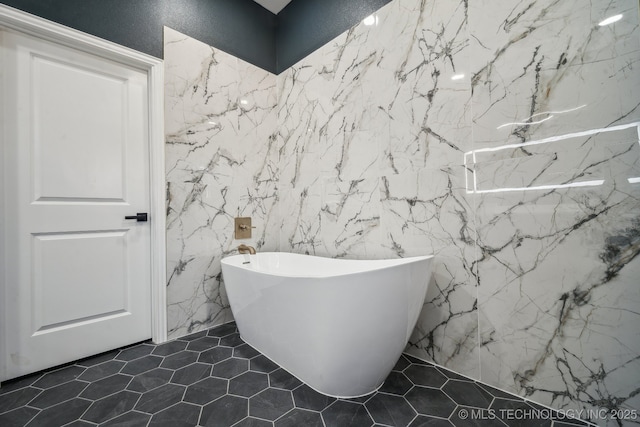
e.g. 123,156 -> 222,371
125,213 -> 148,222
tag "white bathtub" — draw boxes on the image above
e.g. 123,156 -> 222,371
221,252 -> 433,398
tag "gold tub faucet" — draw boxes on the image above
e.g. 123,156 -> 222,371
238,244 -> 256,255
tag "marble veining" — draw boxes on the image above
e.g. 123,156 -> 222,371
164,0 -> 640,423
467,0 -> 640,423
164,27 -> 278,338
276,0 -> 479,380
275,0 -> 640,423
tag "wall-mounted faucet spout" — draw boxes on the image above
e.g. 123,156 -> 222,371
238,244 -> 256,255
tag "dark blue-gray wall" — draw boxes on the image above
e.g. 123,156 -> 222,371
276,0 -> 391,72
0,0 -> 277,71
0,0 -> 390,74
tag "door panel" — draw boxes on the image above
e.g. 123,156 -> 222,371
32,231 -> 128,331
33,55 -> 127,201
2,30 -> 152,380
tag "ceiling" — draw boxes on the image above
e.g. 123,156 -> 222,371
252,0 -> 293,14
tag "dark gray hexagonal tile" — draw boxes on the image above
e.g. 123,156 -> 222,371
76,350 -> 119,367
380,371 -> 413,395
0,329 -> 575,427
344,394 -> 372,403
393,355 -> 412,372
442,380 -> 493,408
0,387 -> 41,413
234,343 -> 261,359
81,390 -> 140,423
26,398 -> 92,427
61,420 -> 93,426
101,410 -> 151,426
250,355 -> 279,373
135,383 -> 186,414
199,346 -> 233,364
229,371 -> 269,397
80,374 -> 132,400
366,393 -> 417,426
116,344 -> 155,361
152,340 -> 188,356
477,382 -> 519,400
78,360 -> 125,382
488,397 -> 530,413
121,355 -> 163,375
406,386 -> 457,418
160,351 -> 199,370
149,402 -> 201,426
32,365 -> 85,388
276,408 -> 324,427
0,374 -> 40,395
408,415 -> 455,426
208,323 -> 237,337
553,421 -> 589,427
29,380 -> 88,409
234,417 -> 273,427
179,330 -> 207,341
293,384 -> 336,411
213,358 -> 249,379
404,355 -> 430,365
220,333 -> 244,347
269,368 -> 302,390
170,363 -> 211,385
249,388 -> 294,420
186,336 -> 220,352
404,365 -> 448,388
449,405 -> 505,426
184,377 -> 228,405
127,368 -> 173,393
200,395 -> 248,427
322,400 -> 373,427
0,406 -> 39,426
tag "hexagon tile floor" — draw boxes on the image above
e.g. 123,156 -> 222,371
0,322 -> 592,427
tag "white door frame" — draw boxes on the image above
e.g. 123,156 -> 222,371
0,4 -> 167,381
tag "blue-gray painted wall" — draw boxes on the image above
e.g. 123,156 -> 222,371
0,0 -> 277,71
276,0 -> 391,73
0,0 -> 390,74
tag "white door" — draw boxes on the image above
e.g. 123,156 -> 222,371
2,29 -> 152,380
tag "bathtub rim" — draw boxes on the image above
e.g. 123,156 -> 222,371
221,252 -> 434,279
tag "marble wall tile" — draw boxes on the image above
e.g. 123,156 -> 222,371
469,0 -> 640,421
470,0 -> 639,147
164,0 -> 639,421
380,168 -> 478,376
276,0 -> 479,379
164,27 -> 278,338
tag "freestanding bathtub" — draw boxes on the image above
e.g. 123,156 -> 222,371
221,252 -> 433,398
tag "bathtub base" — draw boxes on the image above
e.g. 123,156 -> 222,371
239,334 -> 387,398
221,252 -> 433,398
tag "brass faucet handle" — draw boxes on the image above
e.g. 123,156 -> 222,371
238,244 -> 256,255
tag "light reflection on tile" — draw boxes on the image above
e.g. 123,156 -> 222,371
164,0 -> 640,420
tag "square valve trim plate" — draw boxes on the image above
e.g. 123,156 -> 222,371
235,217 -> 252,239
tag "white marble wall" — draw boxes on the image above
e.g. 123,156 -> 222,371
276,0 -> 640,423
164,27 -> 279,338
469,0 -> 640,420
276,0 -> 480,379
164,0 -> 640,421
